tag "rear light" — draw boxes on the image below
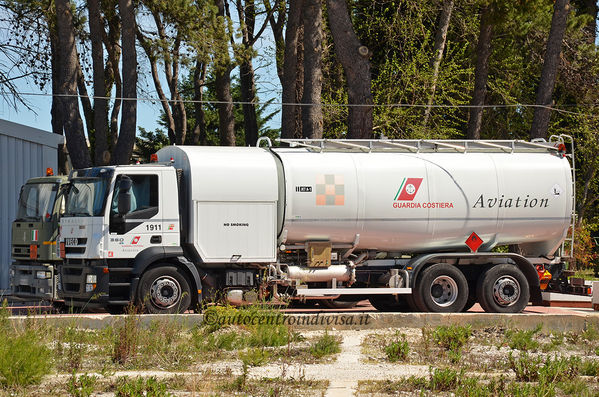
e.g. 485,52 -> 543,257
59,242 -> 65,258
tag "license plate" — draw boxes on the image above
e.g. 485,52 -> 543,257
64,238 -> 78,246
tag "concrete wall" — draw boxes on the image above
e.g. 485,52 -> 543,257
0,119 -> 63,291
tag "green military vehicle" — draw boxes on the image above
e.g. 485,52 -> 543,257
10,172 -> 68,302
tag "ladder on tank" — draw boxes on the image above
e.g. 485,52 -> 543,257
275,138 -> 567,154
549,134 -> 576,258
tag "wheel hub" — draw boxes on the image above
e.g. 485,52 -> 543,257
493,276 -> 520,306
149,276 -> 181,308
430,276 -> 458,307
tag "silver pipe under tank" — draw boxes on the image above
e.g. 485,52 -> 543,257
284,264 -> 353,282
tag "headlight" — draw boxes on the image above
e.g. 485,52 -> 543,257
36,271 -> 51,279
86,274 -> 97,284
85,283 -> 95,292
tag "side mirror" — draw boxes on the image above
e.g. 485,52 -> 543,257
117,176 -> 132,216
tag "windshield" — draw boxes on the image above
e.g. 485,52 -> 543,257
64,168 -> 114,217
16,183 -> 59,221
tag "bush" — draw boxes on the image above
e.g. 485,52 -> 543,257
433,325 -> 472,352
0,329 -> 52,387
504,324 -> 542,351
115,376 -> 171,397
240,347 -> 271,367
385,333 -> 409,362
67,372 -> 98,397
310,331 -> 341,358
429,367 -> 461,392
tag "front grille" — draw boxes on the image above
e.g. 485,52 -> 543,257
66,247 -> 86,255
12,245 -> 30,259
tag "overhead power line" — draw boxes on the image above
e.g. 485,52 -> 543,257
9,91 -> 599,118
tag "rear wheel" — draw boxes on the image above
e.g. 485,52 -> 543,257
476,264 -> 529,313
369,295 -> 413,312
320,299 -> 359,309
413,264 -> 468,313
137,265 -> 192,314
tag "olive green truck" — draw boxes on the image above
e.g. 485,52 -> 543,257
10,174 -> 67,302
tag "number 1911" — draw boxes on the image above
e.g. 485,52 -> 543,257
146,224 -> 161,231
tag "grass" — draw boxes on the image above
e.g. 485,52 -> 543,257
384,332 -> 409,362
309,330 -> 341,358
503,324 -> 542,351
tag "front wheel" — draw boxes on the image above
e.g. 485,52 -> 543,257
476,264 -> 529,313
137,265 -> 192,314
413,264 -> 468,313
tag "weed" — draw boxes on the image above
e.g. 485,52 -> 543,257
0,328 -> 52,388
541,333 -> 564,353
385,333 -> 409,362
55,324 -> 89,372
558,378 -> 590,396
309,330 -> 341,358
115,376 -> 171,397
429,367 -> 461,391
240,347 -> 271,367
67,372 -> 97,397
112,312 -> 140,365
580,359 -> 599,376
433,324 -> 472,352
508,352 -> 542,381
503,324 -> 542,351
582,324 -> 599,341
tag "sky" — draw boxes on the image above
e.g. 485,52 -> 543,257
0,13 -> 282,140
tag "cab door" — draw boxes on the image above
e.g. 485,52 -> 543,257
106,173 -> 163,258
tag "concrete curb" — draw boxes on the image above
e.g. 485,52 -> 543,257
8,312 -> 599,333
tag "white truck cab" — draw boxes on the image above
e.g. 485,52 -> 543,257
58,165 -> 186,312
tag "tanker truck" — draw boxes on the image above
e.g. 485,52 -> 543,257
56,137 -> 575,314
11,171 -> 67,302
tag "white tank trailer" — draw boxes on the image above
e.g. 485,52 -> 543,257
56,137 -> 575,314
154,137 -> 574,313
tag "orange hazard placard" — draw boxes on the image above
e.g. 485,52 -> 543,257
465,232 -> 483,252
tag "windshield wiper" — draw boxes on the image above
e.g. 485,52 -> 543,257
15,216 -> 40,221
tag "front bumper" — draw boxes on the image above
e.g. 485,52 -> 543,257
58,259 -> 110,308
11,263 -> 58,301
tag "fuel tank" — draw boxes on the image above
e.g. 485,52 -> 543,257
274,147 -> 572,257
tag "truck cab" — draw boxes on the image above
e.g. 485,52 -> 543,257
11,174 -> 67,301
58,165 -> 183,311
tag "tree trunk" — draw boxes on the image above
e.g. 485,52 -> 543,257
214,0 -> 235,146
55,0 -> 91,169
49,35 -> 63,137
301,0 -> 323,139
423,0 -> 454,126
530,0 -> 570,140
192,60 -> 207,145
326,0 -> 373,139
103,5 -> 121,147
237,0 -> 259,146
112,0 -> 137,164
88,0 -> 109,165
466,5 -> 493,140
264,0 -> 286,84
281,0 -> 303,139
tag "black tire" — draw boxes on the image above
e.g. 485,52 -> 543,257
137,265 -> 192,314
413,264 -> 468,313
320,299 -> 359,309
476,264 -> 529,313
368,295 -> 412,312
